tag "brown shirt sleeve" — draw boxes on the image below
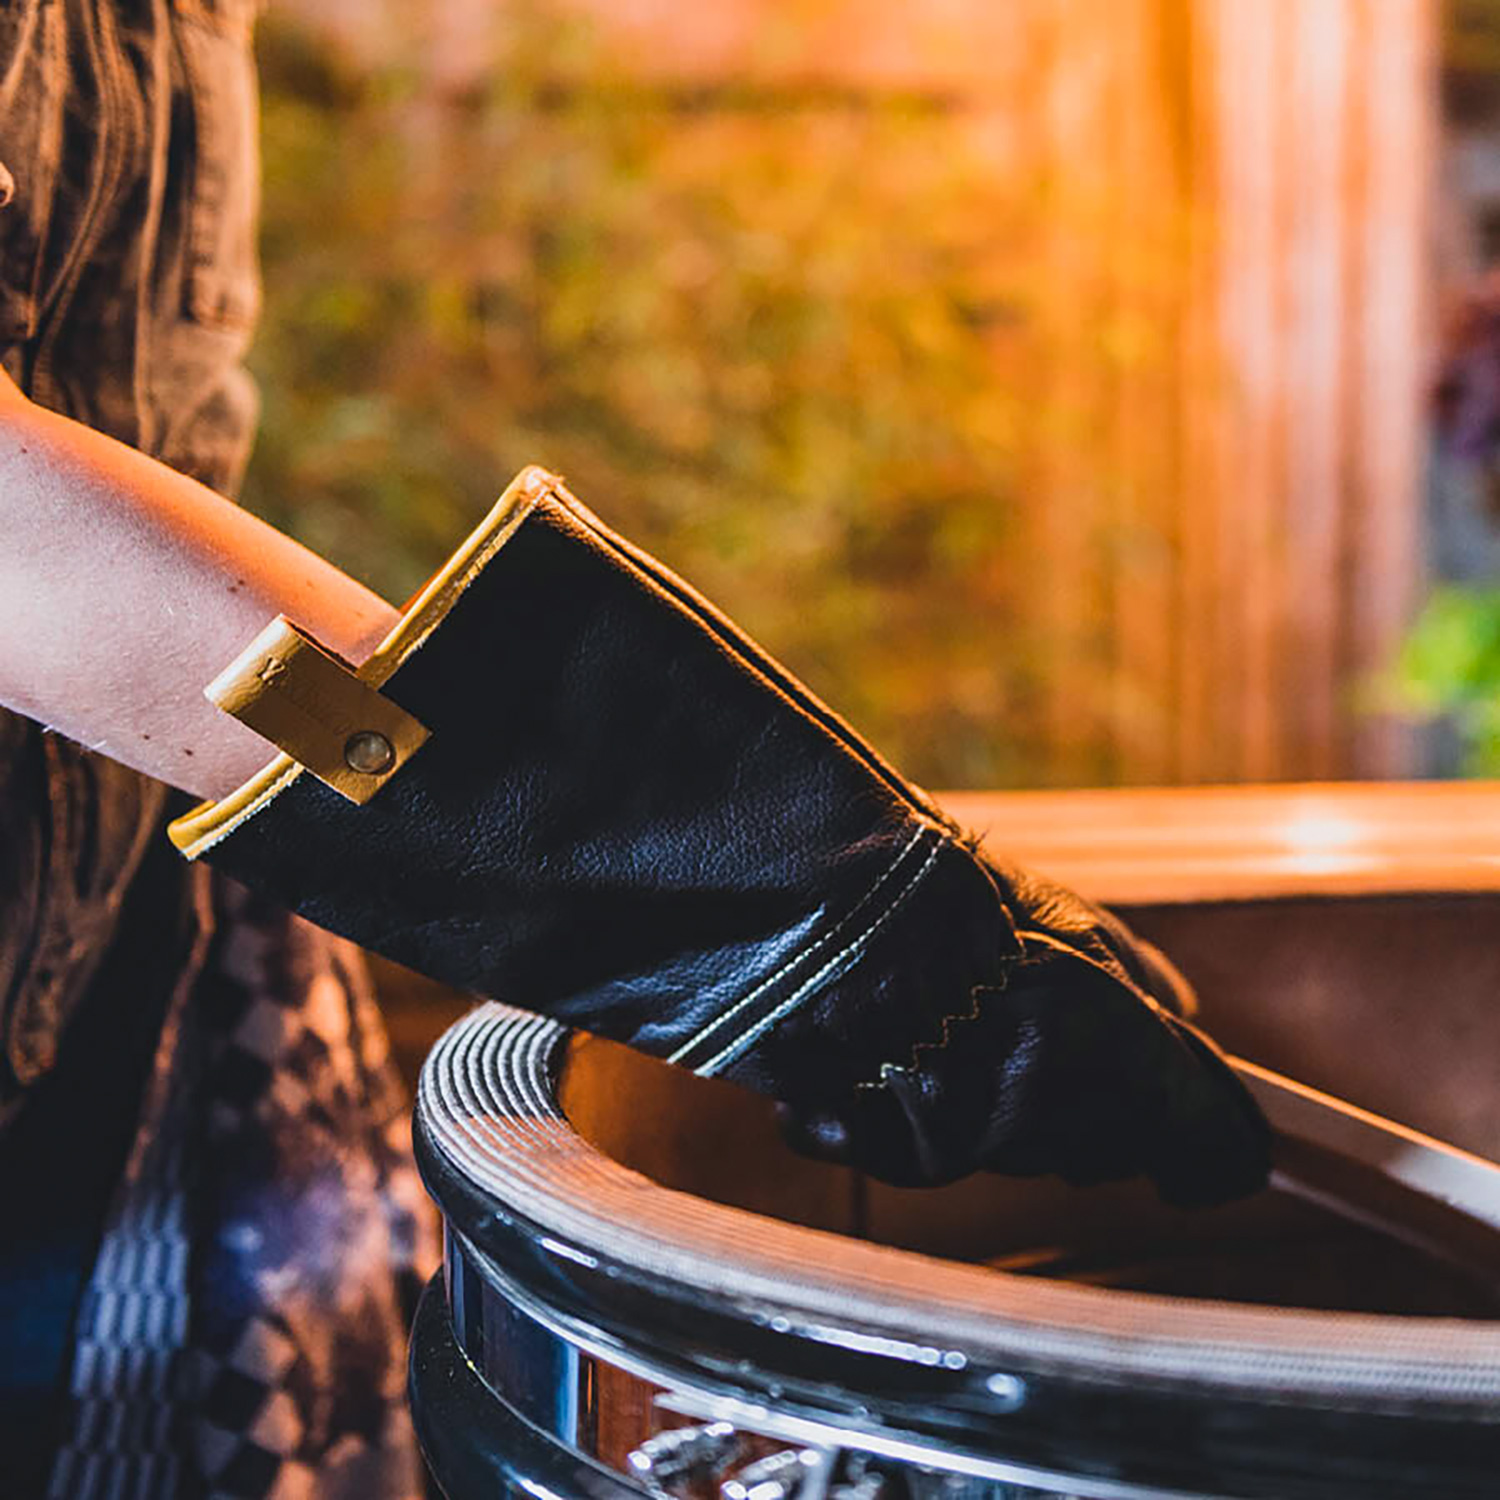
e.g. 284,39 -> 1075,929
0,0 -> 261,1125
0,715 -> 165,1125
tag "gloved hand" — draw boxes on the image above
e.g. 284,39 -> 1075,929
172,467 -> 1269,1207
773,856 -> 1266,1205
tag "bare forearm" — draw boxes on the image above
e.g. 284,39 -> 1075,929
0,390 -> 398,799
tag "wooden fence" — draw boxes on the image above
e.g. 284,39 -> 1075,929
993,0 -> 1437,784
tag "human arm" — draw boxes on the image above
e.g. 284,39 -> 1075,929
0,374 -> 396,800
0,384 -> 1269,1204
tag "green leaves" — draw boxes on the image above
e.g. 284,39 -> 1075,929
1392,587 -> 1500,773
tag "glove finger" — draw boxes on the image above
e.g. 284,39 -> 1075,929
1135,1014 -> 1272,1208
917,959 -> 1268,1203
997,966 -> 1268,1207
774,1102 -> 854,1166
776,958 -> 1269,1205
776,1079 -> 971,1187
982,856 -> 1197,1018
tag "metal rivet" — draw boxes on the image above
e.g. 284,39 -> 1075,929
984,1371 -> 1026,1410
344,730 -> 395,775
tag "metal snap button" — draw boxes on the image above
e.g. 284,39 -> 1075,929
344,729 -> 395,775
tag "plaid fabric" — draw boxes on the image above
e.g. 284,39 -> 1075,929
47,872 -> 440,1500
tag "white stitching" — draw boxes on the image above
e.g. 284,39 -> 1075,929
666,823 -> 931,1065
855,974 -> 1015,1090
694,834 -> 946,1077
862,983 -> 1000,1087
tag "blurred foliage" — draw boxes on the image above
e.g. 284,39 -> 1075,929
1408,3 -> 1500,772
1393,587 -> 1500,774
1445,0 -> 1500,123
1450,0 -> 1500,72
245,3 -> 1136,786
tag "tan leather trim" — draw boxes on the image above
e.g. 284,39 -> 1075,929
169,463 -> 556,857
206,616 -> 431,804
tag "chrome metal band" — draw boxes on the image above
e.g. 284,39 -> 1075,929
414,1002 -> 1500,1500
443,1223 -> 1209,1500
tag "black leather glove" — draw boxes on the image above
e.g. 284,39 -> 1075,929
171,467 -> 1269,1207
771,856 -> 1265,1205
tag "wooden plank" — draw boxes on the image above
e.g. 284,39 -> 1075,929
1109,0 -> 1184,786
1189,0 -> 1433,784
1346,0 -> 1434,778
1281,0 -> 1351,780
939,781 -> 1500,904
1176,0 -> 1227,783
1036,0 -> 1119,785
1209,0 -> 1285,781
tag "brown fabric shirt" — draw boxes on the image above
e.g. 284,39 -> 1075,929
0,0 -> 262,1123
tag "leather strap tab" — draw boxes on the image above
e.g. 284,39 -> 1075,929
206,616 -> 429,804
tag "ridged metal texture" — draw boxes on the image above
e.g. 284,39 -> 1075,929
418,1002 -> 1500,1414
